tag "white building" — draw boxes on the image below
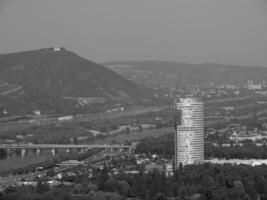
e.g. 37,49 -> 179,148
174,97 -> 204,168
205,159 -> 267,166
248,81 -> 262,90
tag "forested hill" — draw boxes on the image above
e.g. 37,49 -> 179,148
0,48 -> 150,116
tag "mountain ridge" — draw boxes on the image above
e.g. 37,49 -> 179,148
105,60 -> 267,81
104,60 -> 266,69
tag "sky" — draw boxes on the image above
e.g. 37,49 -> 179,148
0,0 -> 266,66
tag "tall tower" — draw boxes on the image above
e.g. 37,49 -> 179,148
174,97 -> 204,169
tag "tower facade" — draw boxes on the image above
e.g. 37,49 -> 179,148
174,97 -> 204,169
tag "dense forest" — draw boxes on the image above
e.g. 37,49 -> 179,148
2,164 -> 267,200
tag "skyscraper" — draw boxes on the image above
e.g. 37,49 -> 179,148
174,97 -> 204,169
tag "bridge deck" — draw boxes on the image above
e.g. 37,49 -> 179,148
0,144 -> 133,149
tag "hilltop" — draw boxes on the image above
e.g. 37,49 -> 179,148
0,48 -> 149,116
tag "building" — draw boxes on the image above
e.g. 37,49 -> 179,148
174,97 -> 204,169
205,159 -> 267,166
56,160 -> 86,168
248,80 -> 262,90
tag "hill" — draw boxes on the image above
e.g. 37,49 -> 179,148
105,61 -> 267,88
0,48 -> 149,116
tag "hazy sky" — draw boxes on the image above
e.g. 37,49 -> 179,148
0,0 -> 266,66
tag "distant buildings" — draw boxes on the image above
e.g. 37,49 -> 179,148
248,84 -> 262,90
52,46 -> 64,51
174,97 -> 204,169
56,160 -> 86,167
205,159 -> 267,166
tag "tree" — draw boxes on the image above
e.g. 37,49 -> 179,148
87,191 -> 106,200
16,193 -> 42,200
116,181 -> 130,196
75,174 -> 90,187
4,186 -> 16,194
0,149 -> 7,159
139,125 -> 143,133
229,181 -> 246,200
178,162 -> 183,171
103,177 -> 117,191
97,165 -> 109,190
73,137 -> 78,145
46,169 -> 55,177
36,181 -> 49,194
126,127 -> 130,135
42,187 -> 72,200
255,175 -> 267,198
155,193 -> 167,200
73,184 -> 88,194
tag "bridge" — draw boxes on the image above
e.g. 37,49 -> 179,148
0,144 -> 134,157
0,144 -> 133,149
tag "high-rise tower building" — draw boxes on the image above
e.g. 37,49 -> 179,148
174,97 -> 204,169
